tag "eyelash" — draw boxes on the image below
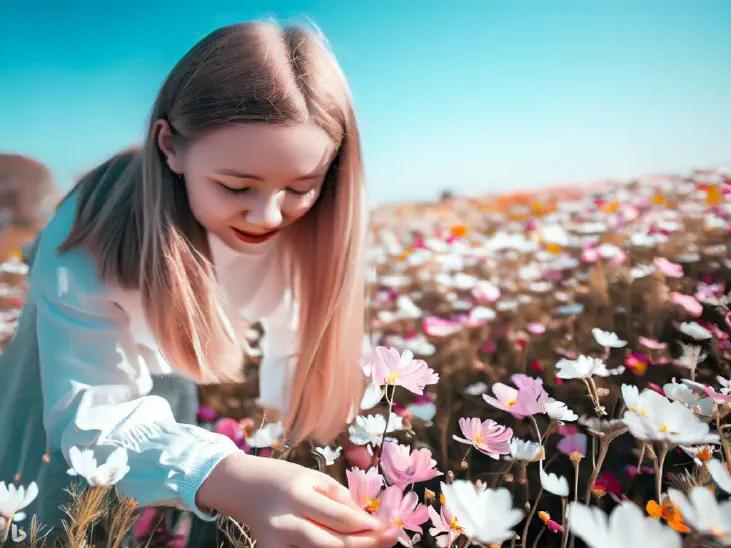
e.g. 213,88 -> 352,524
216,182 -> 310,196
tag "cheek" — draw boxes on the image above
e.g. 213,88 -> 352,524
283,192 -> 318,221
185,179 -> 238,227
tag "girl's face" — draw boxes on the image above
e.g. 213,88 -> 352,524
157,122 -> 336,254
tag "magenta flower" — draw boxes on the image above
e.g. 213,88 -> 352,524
428,504 -> 464,546
346,467 -> 385,513
196,406 -> 218,423
376,485 -> 429,547
452,418 -> 513,458
367,346 -> 439,395
380,441 -> 443,487
671,292 -> 703,317
557,433 -> 587,458
214,418 -> 246,445
704,386 -> 731,404
483,375 -> 548,419
654,257 -> 683,278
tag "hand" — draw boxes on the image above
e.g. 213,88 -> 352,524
197,452 -> 400,548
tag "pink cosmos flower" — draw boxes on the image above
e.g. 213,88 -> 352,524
481,340 -> 497,354
557,424 -> 579,436
214,418 -> 246,445
557,433 -> 587,458
483,375 -> 548,419
380,441 -> 443,487
452,418 -> 513,458
428,504 -> 464,547
376,485 -> 430,547
196,406 -> 218,423
423,316 -> 462,337
639,337 -> 666,350
346,467 -> 385,513
704,386 -> 731,404
653,257 -> 683,278
472,282 -> 501,303
582,248 -> 600,263
670,292 -> 703,317
367,347 -> 440,395
527,323 -> 546,335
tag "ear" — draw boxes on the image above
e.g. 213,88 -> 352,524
154,119 -> 184,175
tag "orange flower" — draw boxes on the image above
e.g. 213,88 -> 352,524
601,201 -> 620,213
652,193 -> 668,206
706,185 -> 722,205
545,243 -> 563,254
449,224 -> 468,238
646,499 -> 691,533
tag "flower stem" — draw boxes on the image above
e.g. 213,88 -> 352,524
654,442 -> 670,503
531,524 -> 547,548
573,462 -> 580,504
584,438 -> 610,504
0,515 -> 12,546
375,385 -> 396,462
521,487 -> 543,548
560,498 -> 569,548
529,415 -> 542,444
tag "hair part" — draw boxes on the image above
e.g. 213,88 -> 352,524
60,19 -> 368,444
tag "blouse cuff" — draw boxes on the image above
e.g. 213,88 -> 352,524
177,439 -> 240,521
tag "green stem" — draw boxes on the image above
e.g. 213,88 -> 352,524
584,439 -> 610,504
521,487 -> 543,548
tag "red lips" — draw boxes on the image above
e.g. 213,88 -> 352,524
231,226 -> 278,244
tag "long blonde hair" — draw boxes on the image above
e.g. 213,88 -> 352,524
59,20 -> 367,444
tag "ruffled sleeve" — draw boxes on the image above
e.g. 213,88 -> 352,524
30,223 -> 239,520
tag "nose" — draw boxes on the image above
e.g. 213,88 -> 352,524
245,194 -> 283,231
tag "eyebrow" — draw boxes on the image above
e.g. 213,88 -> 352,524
214,169 -> 326,181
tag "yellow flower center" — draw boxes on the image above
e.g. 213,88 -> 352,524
507,399 -> 517,407
365,499 -> 381,513
474,434 -> 483,444
697,448 -> 713,462
385,372 -> 400,384
394,519 -> 404,526
449,518 -> 464,532
538,511 -> 551,524
439,493 -> 446,505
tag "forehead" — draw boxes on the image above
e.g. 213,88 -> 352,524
190,123 -> 336,177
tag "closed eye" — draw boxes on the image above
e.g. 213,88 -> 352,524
215,181 -> 250,195
287,188 -> 312,196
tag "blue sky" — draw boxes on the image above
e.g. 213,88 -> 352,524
1,0 -> 730,204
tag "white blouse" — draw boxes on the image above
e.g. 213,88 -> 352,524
9,192 -> 299,521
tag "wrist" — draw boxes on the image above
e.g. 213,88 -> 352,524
195,451 -> 268,517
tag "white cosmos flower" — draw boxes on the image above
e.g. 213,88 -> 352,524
464,382 -> 488,396
669,487 -> 731,543
629,264 -> 655,279
509,438 -> 544,462
441,481 -> 523,544
677,322 -> 713,341
348,413 -> 404,446
360,382 -> 385,410
568,501 -> 681,548
314,445 -> 342,466
592,328 -> 627,348
622,390 -> 720,445
674,343 -> 706,370
245,422 -> 285,448
469,306 -> 496,322
545,399 -> 578,422
707,459 -> 731,493
396,295 -> 422,319
67,446 -> 130,487
663,380 -> 713,416
540,467 -> 569,497
0,481 -> 38,522
556,355 -> 608,379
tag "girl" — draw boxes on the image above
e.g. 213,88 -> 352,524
0,20 -> 400,548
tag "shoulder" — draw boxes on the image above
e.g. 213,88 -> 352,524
29,193 -> 112,308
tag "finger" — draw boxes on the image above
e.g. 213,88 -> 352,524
301,490 -> 383,534
282,516 -> 400,548
315,476 -> 368,513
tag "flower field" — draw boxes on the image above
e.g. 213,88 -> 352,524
1,168 -> 730,547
